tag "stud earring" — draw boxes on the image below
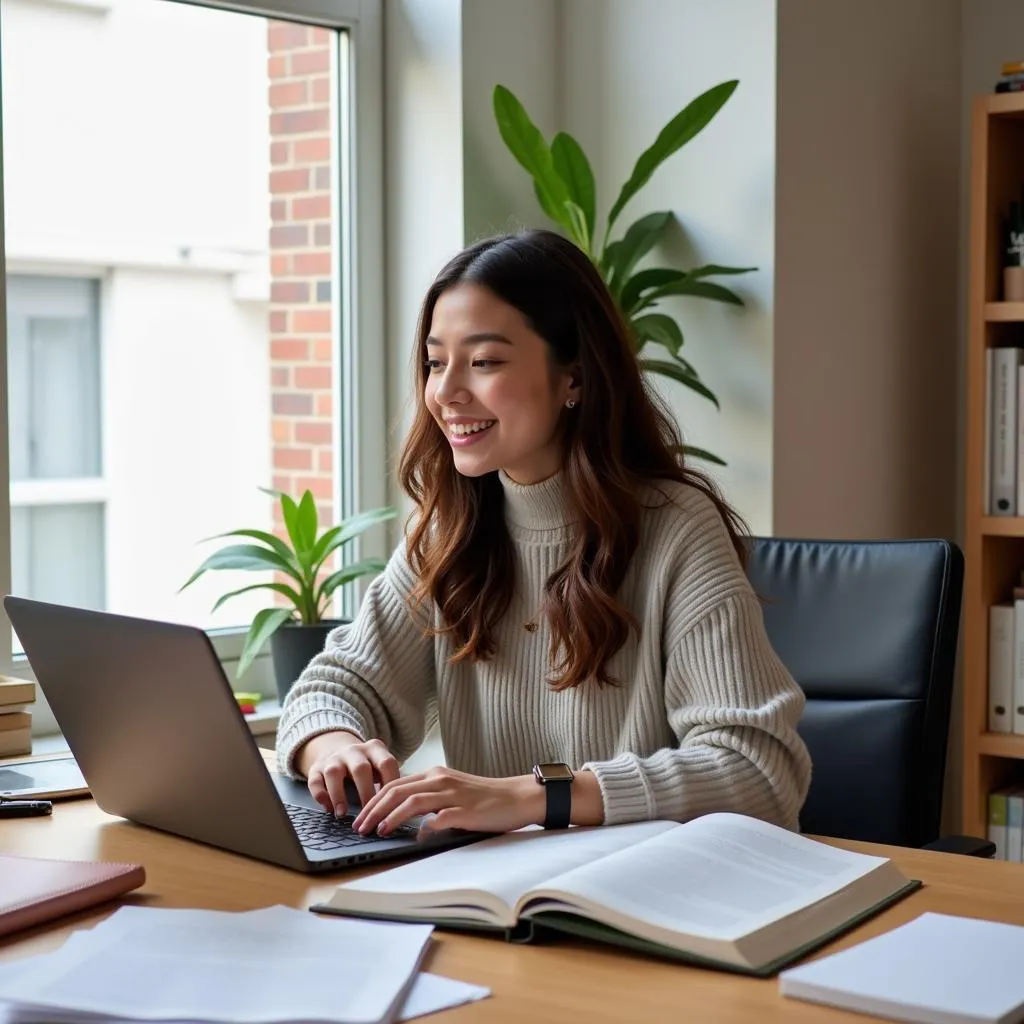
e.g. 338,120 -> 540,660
566,399 -> 577,409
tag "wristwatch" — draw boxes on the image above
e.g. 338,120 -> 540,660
532,762 -> 574,829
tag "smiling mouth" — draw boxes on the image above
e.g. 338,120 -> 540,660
446,420 -> 496,446
448,420 -> 495,437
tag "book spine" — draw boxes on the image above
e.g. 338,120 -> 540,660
1008,790 -> 1024,863
991,348 -> 1019,515
1017,366 -> 1024,515
990,603 -> 1015,732
985,347 -> 993,515
1002,61 -> 1024,75
1016,590 -> 1024,735
989,790 -> 1008,860
996,81 -> 1024,93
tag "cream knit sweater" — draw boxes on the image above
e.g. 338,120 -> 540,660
276,472 -> 812,829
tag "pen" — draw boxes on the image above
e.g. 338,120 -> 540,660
0,799 -> 53,818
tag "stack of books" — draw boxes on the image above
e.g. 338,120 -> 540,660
996,60 -> 1024,93
0,675 -> 35,758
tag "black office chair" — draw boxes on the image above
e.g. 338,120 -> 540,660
746,537 -> 992,856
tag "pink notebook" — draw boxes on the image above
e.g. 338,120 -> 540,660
0,854 -> 146,938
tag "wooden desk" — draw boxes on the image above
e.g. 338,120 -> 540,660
3,801 -> 1024,1023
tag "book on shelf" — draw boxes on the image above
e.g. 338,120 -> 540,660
987,582 -> 1024,736
987,788 -> 1024,862
988,348 -> 1023,515
989,602 -> 1014,732
313,812 -> 919,977
996,80 -> 1024,93
1001,61 -> 1024,76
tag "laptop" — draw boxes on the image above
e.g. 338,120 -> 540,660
4,596 -> 488,873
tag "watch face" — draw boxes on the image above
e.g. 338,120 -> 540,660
536,762 -> 574,783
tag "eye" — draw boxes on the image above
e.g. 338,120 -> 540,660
424,359 -> 443,372
472,359 -> 501,368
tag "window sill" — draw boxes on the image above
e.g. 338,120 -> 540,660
27,699 -> 282,756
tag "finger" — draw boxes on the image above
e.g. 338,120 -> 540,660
353,773 -> 424,831
353,777 -> 420,833
321,761 -> 353,816
379,791 -> 450,837
366,744 -> 401,786
420,807 -> 464,833
306,769 -> 334,815
346,757 -> 378,811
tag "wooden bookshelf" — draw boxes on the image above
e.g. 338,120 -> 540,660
963,92 -> 1024,838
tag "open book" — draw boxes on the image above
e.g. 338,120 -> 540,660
312,813 -> 919,977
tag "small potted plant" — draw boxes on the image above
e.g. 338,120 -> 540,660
182,489 -> 396,703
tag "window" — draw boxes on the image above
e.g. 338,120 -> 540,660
9,276 -> 106,638
0,0 -> 385,730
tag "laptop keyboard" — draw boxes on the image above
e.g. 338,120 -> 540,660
285,803 -> 419,851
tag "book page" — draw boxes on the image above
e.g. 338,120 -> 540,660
327,820 -> 675,924
523,813 -> 899,942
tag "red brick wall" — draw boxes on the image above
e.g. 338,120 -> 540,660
267,20 -> 334,535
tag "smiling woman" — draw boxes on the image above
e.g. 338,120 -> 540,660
275,229 -> 811,842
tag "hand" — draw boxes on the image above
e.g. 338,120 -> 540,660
352,766 -> 546,837
296,731 -> 401,816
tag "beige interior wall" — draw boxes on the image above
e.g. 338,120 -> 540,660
773,0 -> 962,542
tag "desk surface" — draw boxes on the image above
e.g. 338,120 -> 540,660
2,800 -> 1024,1023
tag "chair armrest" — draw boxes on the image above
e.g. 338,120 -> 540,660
922,834 -> 996,858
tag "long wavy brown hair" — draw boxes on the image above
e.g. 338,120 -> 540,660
398,229 -> 747,689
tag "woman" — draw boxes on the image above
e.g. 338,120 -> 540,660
276,229 -> 811,839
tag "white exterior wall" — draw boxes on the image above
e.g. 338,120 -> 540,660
2,0 -> 273,629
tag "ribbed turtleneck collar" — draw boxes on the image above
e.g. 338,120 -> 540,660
498,469 -> 572,531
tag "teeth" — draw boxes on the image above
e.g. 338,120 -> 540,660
449,420 -> 495,437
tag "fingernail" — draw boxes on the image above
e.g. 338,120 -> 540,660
377,822 -> 389,837
334,804 -> 346,817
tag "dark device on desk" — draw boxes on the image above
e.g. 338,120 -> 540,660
3,596 -> 489,873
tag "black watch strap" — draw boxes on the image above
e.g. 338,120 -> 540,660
543,778 -> 572,830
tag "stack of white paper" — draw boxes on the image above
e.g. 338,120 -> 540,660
780,912 -> 1024,1024
0,905 -> 489,1024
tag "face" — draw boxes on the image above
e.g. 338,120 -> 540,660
424,283 -> 579,485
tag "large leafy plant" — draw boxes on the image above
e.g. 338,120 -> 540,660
182,489 -> 396,678
493,82 -> 755,465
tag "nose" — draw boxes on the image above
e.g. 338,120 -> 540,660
432,364 -> 470,406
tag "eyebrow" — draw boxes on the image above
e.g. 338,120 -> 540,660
425,332 -> 514,347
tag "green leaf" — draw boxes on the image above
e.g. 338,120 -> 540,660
607,211 -> 674,297
315,557 -> 387,611
630,313 -> 684,357
236,607 -> 295,680
639,357 -> 720,409
180,544 -> 301,591
598,240 -> 621,278
493,85 -> 574,233
620,268 -> 686,314
296,490 -> 318,555
563,200 -> 591,253
279,493 -> 304,558
607,80 -> 738,230
307,505 -> 396,577
686,263 -> 757,279
636,277 -> 745,312
210,580 -> 305,615
204,528 -> 299,573
682,445 -> 727,467
551,131 -> 596,239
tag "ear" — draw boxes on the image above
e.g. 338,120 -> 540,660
565,364 -> 582,403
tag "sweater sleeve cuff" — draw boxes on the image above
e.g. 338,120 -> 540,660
582,754 -> 659,826
275,702 -> 368,778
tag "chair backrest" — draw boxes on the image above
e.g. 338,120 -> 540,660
745,537 -> 964,848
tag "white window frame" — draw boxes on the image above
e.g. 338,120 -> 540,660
0,0 -> 386,736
